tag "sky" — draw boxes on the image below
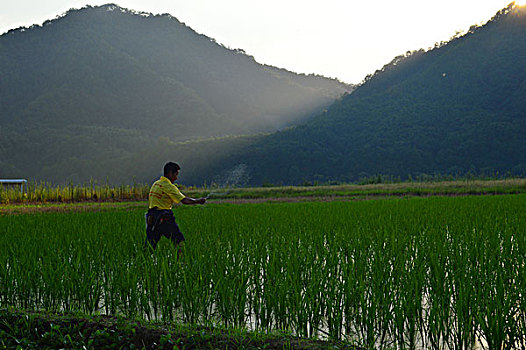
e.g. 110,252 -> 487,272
0,0 -> 520,83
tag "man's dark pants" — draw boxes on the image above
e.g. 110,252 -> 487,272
145,208 -> 185,249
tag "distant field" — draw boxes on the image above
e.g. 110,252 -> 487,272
1,178 -> 525,205
200,178 -> 526,200
1,194 -> 525,349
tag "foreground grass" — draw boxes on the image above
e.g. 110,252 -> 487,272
0,309 -> 357,350
1,178 -> 525,211
1,178 -> 525,206
0,201 -> 146,215
2,195 -> 525,348
196,178 -> 526,200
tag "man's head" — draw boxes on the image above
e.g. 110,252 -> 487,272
164,162 -> 181,183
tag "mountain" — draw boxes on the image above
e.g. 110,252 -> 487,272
186,3 -> 526,185
4,3 -> 525,186
0,4 -> 351,182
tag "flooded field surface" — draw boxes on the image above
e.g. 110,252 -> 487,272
1,195 -> 525,349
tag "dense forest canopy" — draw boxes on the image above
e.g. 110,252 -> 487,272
183,3 -> 526,185
0,4 -> 350,183
1,3 -> 525,185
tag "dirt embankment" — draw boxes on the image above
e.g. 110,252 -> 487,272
0,309 -> 360,350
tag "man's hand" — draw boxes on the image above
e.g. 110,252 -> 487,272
181,197 -> 207,205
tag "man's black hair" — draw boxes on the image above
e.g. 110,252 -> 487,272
164,162 -> 181,176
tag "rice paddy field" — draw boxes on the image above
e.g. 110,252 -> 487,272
1,178 -> 526,204
1,194 -> 525,349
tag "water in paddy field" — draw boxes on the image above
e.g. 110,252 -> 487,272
5,249 -> 522,349
3,237 -> 524,349
3,195 -> 525,349
120,259 -> 520,350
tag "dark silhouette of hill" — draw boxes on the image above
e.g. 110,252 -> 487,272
183,3 -> 526,185
0,4 -> 350,182
4,3 -> 525,186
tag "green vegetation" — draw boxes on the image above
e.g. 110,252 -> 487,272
2,178 -> 525,206
198,178 -> 526,200
0,309 -> 351,350
0,4 -> 349,184
193,4 -> 526,185
1,195 -> 525,348
2,4 -> 526,186
0,181 -> 150,204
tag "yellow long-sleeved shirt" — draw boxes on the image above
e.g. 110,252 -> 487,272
148,176 -> 185,210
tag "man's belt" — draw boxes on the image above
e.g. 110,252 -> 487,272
146,208 -> 173,233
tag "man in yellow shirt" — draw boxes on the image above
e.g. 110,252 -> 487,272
146,162 -> 206,252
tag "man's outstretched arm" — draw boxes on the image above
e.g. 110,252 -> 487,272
181,197 -> 206,205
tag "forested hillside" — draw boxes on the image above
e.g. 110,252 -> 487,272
0,4 -> 350,183
186,3 -> 526,185
3,3 -> 525,186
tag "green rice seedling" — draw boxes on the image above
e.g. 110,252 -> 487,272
445,223 -> 478,350
264,229 -> 292,333
424,228 -> 453,350
158,250 -> 181,321
322,245 -> 345,339
178,260 -> 204,324
517,218 -> 526,350
518,258 -> 526,350
390,237 -> 425,350
245,227 -> 269,330
1,194 -> 525,349
212,243 -> 247,327
178,246 -> 214,324
136,249 -> 160,321
472,205 -> 523,350
285,234 -> 315,337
